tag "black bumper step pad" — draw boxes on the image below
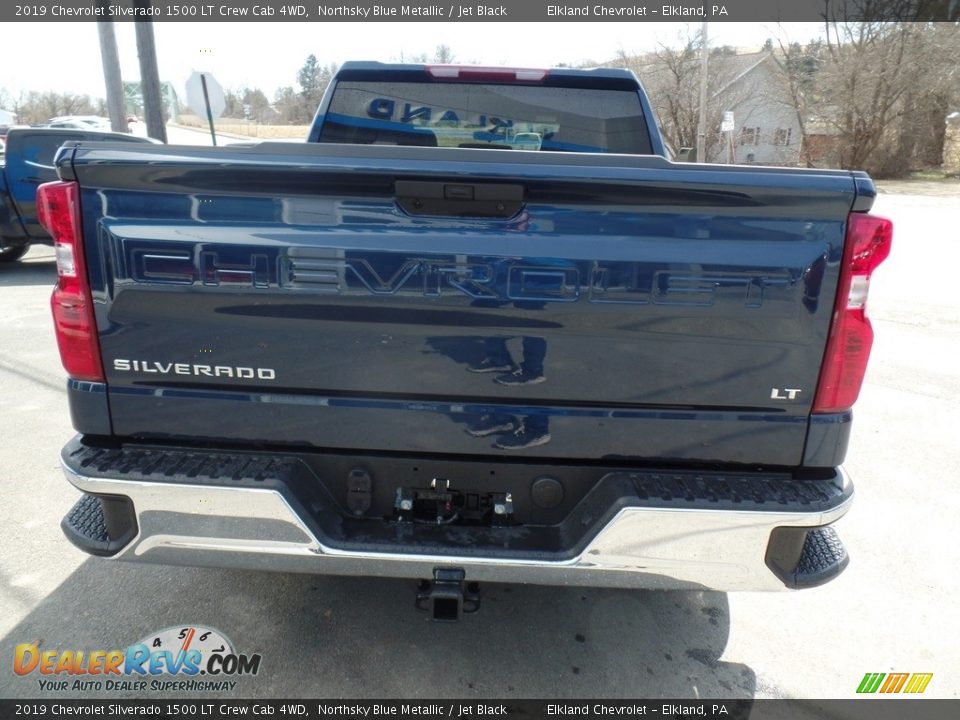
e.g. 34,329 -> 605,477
792,526 -> 849,588
766,524 -> 850,589
64,441 -> 300,489
63,494 -> 109,549
626,471 -> 847,513
61,493 -> 138,557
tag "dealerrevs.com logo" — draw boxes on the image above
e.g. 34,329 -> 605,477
14,625 -> 261,693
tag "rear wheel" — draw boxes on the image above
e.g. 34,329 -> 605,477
0,243 -> 30,263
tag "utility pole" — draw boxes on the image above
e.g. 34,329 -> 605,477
134,1 -> 167,143
96,5 -> 128,134
696,20 -> 709,163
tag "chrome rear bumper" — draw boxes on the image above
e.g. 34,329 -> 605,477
61,440 -> 853,592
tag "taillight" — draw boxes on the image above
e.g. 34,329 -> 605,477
426,65 -> 548,83
39,180 -> 104,382
813,212 -> 893,413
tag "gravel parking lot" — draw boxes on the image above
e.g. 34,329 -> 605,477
1,187 -> 958,704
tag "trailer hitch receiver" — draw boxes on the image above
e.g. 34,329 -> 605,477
415,568 -> 480,621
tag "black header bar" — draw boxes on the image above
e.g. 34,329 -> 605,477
5,0 -> 959,23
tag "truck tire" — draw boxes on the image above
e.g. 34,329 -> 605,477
0,243 -> 30,263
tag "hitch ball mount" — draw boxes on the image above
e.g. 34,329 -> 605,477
415,567 -> 480,622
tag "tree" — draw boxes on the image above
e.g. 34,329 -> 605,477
297,55 -> 323,100
822,22 -> 921,171
223,87 -> 273,122
223,88 -> 244,118
396,46 -> 459,64
771,22 -> 960,175
769,39 -> 822,166
0,89 -> 25,121
0,90 -> 104,124
273,86 -> 303,124
629,41 -> 702,154
891,23 -> 959,171
292,55 -> 337,123
433,44 -> 455,63
241,87 -> 273,123
615,31 -> 764,161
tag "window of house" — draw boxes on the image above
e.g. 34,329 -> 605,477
738,127 -> 761,146
774,128 -> 793,146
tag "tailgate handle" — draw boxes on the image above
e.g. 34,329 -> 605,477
395,180 -> 523,218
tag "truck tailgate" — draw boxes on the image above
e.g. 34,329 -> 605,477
68,142 -> 859,465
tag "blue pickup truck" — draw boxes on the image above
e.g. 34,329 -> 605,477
0,127 -> 151,262
42,63 -> 891,620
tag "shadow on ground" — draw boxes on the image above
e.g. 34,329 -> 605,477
0,253 -> 56,287
0,559 -> 755,699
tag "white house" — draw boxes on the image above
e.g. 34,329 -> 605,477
706,52 -> 803,166
623,49 -> 804,166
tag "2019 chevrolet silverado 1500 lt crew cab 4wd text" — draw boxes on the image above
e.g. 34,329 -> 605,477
43,63 -> 891,619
